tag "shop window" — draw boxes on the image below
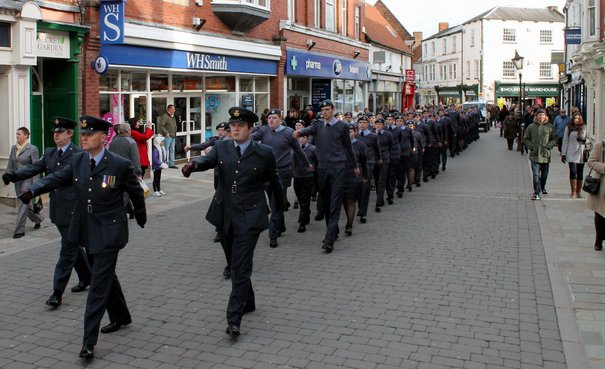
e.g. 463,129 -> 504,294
122,73 -> 148,92
0,22 -> 10,47
332,79 -> 344,112
314,0 -> 321,28
255,77 -> 269,92
240,78 -> 254,93
172,75 -> 204,92
206,76 -> 235,92
354,6 -> 360,40
150,74 -> 169,92
99,70 -> 119,91
354,81 -> 364,111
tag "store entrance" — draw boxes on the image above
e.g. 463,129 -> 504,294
173,96 -> 203,160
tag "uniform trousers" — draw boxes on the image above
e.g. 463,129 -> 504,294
440,145 -> 448,169
397,157 -> 409,190
386,158 -> 400,201
54,225 -> 90,293
317,167 -> 345,246
424,146 -> 438,178
267,169 -> 290,239
449,134 -> 458,157
373,163 -> 388,206
83,251 -> 131,346
293,176 -> 313,225
221,227 -> 258,326
358,164 -> 374,216
415,150 -> 425,184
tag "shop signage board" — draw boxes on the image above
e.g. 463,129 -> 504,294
496,84 -> 559,97
99,44 -> 277,75
405,69 -> 415,82
37,31 -> 70,59
311,79 -> 331,112
100,0 -> 125,44
286,49 -> 371,81
565,28 -> 581,45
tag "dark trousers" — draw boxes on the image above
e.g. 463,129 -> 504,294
396,158 -> 407,191
558,137 -> 563,152
386,158 -> 400,200
152,169 -> 162,192
449,134 -> 458,157
595,212 -> 605,246
221,228 -> 258,326
54,225 -> 91,293
568,162 -> 585,180
293,176 -> 313,225
83,251 -> 131,346
530,161 -> 550,195
318,167 -> 345,245
424,146 -> 437,179
415,151 -> 424,183
373,163 -> 388,206
440,145 -> 448,169
359,164 -> 374,216
267,171 -> 290,239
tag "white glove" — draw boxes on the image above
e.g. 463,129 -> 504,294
160,163 -> 169,169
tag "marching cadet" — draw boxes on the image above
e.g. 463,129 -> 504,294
343,123 -> 368,237
446,105 -> 461,157
436,109 -> 450,171
356,115 -> 381,224
373,118 -> 392,212
252,108 -> 312,248
293,100 -> 359,253
386,113 -> 402,205
407,120 -> 423,191
3,117 -> 91,307
18,115 -> 146,361
396,114 -> 416,194
182,107 -> 284,339
427,112 -> 443,178
292,123 -> 318,233
344,112 -> 354,124
414,112 -> 428,186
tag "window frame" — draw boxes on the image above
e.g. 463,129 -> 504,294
314,0 -> 321,28
287,0 -> 295,22
341,0 -> 347,36
325,0 -> 336,32
502,61 -> 516,79
539,62 -> 552,78
539,29 -> 552,44
354,6 -> 360,40
0,22 -> 10,48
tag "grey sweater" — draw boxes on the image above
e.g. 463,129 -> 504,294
298,117 -> 358,169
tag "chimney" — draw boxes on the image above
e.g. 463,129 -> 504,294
438,22 -> 449,32
413,32 -> 423,48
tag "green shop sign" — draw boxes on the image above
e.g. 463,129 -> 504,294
496,84 -> 559,97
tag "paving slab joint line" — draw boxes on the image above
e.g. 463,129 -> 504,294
534,197 -> 590,369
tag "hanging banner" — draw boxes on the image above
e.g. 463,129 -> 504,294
100,0 -> 125,44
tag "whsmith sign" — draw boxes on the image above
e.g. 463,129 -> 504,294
496,84 -> 559,97
100,0 -> 125,44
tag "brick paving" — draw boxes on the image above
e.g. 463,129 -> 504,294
0,130 -> 587,368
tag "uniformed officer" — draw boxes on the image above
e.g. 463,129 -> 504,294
18,115 -> 146,361
386,113 -> 402,204
356,116 -> 381,223
343,123 -> 368,236
182,107 -> 284,339
3,117 -> 91,307
373,118 -> 392,211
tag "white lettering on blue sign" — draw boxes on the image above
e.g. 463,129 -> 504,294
100,2 -> 124,44
186,53 -> 228,71
305,59 -> 322,70
348,65 -> 359,75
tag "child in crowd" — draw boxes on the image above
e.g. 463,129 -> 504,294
152,135 -> 169,197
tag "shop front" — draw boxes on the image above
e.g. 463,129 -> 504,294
369,74 -> 401,113
284,49 -> 371,115
436,86 -> 462,106
494,83 -> 560,108
97,43 -> 278,161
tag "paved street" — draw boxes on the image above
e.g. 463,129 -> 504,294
0,129 -> 598,369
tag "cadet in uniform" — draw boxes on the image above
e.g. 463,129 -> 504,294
386,114 -> 402,204
373,119 -> 392,212
19,115 -> 146,361
343,123 -> 368,236
3,117 -> 91,307
356,116 -> 381,223
182,107 -> 284,339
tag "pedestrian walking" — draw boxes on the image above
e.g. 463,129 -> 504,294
503,112 -> 519,150
17,115 -> 147,361
158,104 -> 178,168
2,118 -> 91,307
561,113 -> 588,199
523,109 -> 557,200
293,100 -> 359,253
553,109 -> 570,152
182,107 -> 284,339
5,127 -> 44,238
586,140 -> 605,251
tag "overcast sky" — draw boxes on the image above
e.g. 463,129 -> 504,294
372,0 -> 567,39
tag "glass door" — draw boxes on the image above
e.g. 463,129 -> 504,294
174,95 -> 204,160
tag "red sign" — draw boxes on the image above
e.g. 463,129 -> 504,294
405,69 -> 415,82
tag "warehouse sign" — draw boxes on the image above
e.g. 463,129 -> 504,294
496,84 -> 559,97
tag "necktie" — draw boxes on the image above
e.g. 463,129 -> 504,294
90,158 -> 96,171
236,145 -> 241,157
326,123 -> 331,128
301,144 -> 306,150
361,132 -> 365,136
57,149 -> 63,159
272,129 -> 276,133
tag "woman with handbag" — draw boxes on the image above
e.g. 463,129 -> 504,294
6,127 -> 44,238
586,140 -> 605,251
562,113 -> 588,198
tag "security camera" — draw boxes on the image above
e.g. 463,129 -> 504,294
194,0 -> 202,6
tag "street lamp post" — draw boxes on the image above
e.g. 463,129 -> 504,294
512,50 -> 525,113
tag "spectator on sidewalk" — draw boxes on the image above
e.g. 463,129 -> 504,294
151,135 -> 169,197
503,112 -> 519,150
523,109 -> 557,200
561,113 -> 588,199
553,110 -> 570,152
158,104 -> 178,168
586,140 -> 605,251
129,118 -> 155,177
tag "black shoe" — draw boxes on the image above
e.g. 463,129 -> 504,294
359,217 -> 367,224
269,239 -> 278,248
169,165 -> 179,169
243,304 -> 256,314
387,199 -> 394,205
423,178 -> 428,183
595,243 -> 603,251
225,324 -> 240,339
12,233 -> 24,239
345,226 -> 352,236
442,166 -> 446,171
542,191 -> 548,195
397,191 -> 403,198
285,201 -> 291,211
407,185 -> 412,192
128,212 -> 135,220
100,321 -> 131,334
223,265 -> 231,279
314,213 -> 324,221
322,243 -> 333,253
415,182 -> 421,187
45,292 -> 62,307
34,223 -> 41,230
375,206 -> 381,213
431,174 -> 436,179
297,224 -> 306,233
79,345 -> 94,361
293,201 -> 299,209
71,281 -> 88,293
213,232 -> 221,243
